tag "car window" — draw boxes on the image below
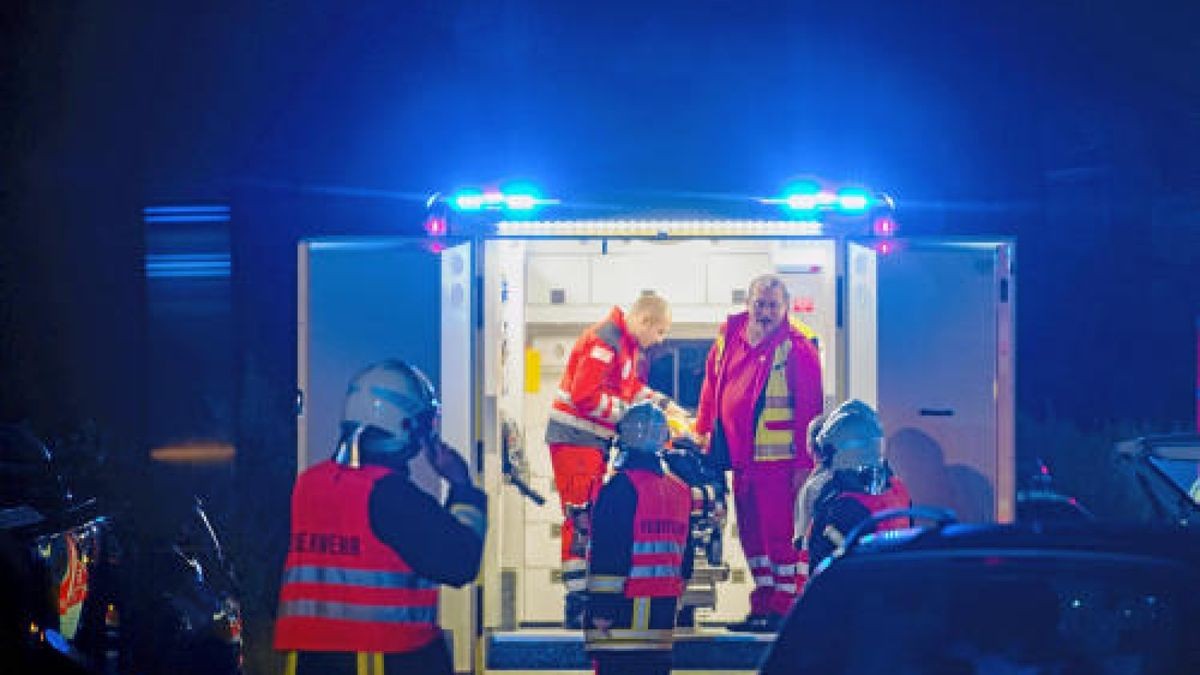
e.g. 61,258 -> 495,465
764,553 -> 1200,675
1146,456 -> 1200,504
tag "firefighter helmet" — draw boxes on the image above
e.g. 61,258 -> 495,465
815,399 -> 886,492
336,360 -> 440,466
615,401 -> 670,455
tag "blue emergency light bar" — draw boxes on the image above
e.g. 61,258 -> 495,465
450,185 -> 558,213
761,181 -> 884,217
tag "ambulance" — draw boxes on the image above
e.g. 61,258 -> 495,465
294,180 -> 1015,673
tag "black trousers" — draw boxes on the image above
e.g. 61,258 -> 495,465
287,638 -> 453,675
592,650 -> 672,675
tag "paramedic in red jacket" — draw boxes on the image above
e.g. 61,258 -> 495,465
545,293 -> 685,628
274,360 -> 487,675
695,274 -> 823,632
584,402 -> 693,675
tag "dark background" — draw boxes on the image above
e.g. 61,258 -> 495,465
2,1 -> 1198,670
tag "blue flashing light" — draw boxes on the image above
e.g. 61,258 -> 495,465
449,183 -> 553,213
781,180 -> 821,213
836,188 -> 872,214
452,189 -> 486,211
504,194 -> 538,210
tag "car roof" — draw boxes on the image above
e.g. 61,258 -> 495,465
839,521 -> 1200,568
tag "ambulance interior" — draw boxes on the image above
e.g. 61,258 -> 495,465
482,236 -> 840,629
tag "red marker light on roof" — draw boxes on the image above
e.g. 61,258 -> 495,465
873,216 -> 897,236
877,241 -> 893,255
424,216 -> 447,236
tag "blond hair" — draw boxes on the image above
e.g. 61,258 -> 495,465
629,292 -> 670,323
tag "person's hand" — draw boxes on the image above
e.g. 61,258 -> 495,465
664,400 -> 688,420
428,439 -> 471,486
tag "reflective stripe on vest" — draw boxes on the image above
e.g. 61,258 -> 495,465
273,461 -> 440,654
282,565 -> 437,589
752,339 -> 795,461
278,599 -> 437,624
624,469 -> 690,598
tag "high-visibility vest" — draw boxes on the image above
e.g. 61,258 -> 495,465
624,468 -> 691,598
274,461 -> 440,654
584,467 -> 690,654
713,316 -> 817,462
813,480 -> 913,553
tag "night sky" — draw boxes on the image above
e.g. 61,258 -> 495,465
3,0 -> 1199,453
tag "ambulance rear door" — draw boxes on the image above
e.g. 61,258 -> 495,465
297,236 -> 478,671
847,239 -> 1015,522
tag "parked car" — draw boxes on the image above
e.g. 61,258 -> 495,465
1114,434 -> 1200,527
0,424 -> 243,674
760,510 -> 1200,674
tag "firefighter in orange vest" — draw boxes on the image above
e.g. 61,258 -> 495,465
274,360 -> 486,675
584,401 -> 692,675
801,399 -> 911,571
545,293 -> 685,628
695,274 -> 823,632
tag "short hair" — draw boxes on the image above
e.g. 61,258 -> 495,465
629,292 -> 670,323
748,274 -> 790,303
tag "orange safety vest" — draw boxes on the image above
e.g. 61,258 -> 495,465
274,461 -> 440,654
624,469 -> 691,598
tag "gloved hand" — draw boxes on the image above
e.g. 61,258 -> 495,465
428,439 -> 471,486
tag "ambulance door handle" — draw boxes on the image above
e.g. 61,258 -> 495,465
919,408 -> 955,417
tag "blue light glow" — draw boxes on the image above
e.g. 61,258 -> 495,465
836,188 -> 872,213
449,183 -> 554,213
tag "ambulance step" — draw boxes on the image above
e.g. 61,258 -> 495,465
484,628 -> 774,672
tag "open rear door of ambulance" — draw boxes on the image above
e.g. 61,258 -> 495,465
298,236 -> 477,672
847,239 -> 1015,523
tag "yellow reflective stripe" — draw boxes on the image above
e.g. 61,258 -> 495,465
754,339 -> 796,460
586,575 -> 626,593
284,651 -> 297,675
789,316 -> 817,341
633,597 -> 650,630
374,652 -> 384,675
356,652 -> 368,675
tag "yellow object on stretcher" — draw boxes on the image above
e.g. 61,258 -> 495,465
667,416 -> 691,437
